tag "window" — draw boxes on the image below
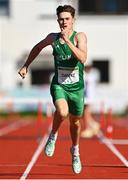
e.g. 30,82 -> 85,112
92,60 -> 110,83
31,69 -> 54,85
78,0 -> 128,15
0,0 -> 10,16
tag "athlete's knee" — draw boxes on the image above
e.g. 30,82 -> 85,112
70,118 -> 80,128
70,116 -> 81,127
57,108 -> 69,119
55,99 -> 69,119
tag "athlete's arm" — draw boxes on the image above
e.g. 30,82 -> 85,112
18,33 -> 54,79
61,31 -> 87,64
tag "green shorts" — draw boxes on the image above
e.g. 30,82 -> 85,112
50,84 -> 84,116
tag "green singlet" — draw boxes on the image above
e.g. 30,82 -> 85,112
50,31 -> 84,116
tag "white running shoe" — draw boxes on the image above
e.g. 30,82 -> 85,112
44,135 -> 56,157
70,147 -> 82,174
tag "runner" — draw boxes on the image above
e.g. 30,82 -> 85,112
18,5 -> 87,174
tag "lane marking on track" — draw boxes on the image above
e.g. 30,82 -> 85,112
0,120 -> 31,136
20,124 -> 52,180
110,139 -> 128,145
97,131 -> 128,167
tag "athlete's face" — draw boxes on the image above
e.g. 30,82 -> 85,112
57,12 -> 74,31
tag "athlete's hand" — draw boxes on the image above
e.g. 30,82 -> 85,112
61,28 -> 70,43
18,66 -> 28,79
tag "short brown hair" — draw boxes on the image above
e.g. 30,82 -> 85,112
56,5 -> 75,17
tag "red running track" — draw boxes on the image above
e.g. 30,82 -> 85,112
0,116 -> 128,179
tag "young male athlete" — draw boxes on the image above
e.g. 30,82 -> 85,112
18,5 -> 87,174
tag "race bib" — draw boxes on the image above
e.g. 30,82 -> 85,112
58,67 -> 79,84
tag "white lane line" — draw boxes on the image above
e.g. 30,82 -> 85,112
97,131 -> 128,167
20,124 -> 52,180
0,120 -> 31,136
111,139 -> 128,145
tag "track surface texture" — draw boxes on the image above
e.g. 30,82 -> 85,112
0,115 -> 128,179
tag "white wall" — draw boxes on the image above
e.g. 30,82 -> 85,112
76,16 -> 128,89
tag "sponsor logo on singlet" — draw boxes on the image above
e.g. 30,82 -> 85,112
56,54 -> 71,61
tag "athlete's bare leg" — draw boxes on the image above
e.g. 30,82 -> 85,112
51,98 -> 69,134
69,114 -> 81,146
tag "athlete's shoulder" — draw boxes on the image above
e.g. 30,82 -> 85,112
46,32 -> 60,42
75,32 -> 87,41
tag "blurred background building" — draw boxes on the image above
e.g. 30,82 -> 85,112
0,0 -> 128,113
